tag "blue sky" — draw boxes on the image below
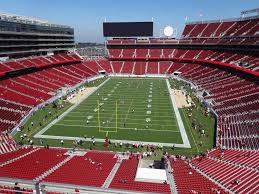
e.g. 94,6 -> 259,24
1,0 -> 258,43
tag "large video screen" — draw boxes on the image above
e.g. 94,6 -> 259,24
103,22 -> 153,37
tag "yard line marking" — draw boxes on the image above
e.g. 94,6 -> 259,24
84,101 -> 170,104
54,123 -> 180,132
69,112 -> 176,118
60,120 -> 177,127
62,117 -> 177,122
76,104 -> 173,108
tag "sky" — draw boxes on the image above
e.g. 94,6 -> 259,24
0,0 -> 258,43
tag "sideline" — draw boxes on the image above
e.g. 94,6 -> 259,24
166,79 -> 191,148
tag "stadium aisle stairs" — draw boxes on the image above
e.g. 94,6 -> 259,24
191,156 -> 259,193
34,155 -> 74,182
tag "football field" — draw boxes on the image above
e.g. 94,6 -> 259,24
35,77 -> 190,146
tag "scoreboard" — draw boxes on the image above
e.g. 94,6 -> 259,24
103,22 -> 153,37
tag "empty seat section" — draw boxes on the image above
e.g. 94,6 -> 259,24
159,62 -> 172,74
111,61 -> 124,73
98,60 -> 113,73
147,62 -> 159,74
121,61 -> 134,74
0,147 -> 33,163
149,49 -> 162,58
136,49 -> 148,58
171,158 -> 226,193
109,49 -> 122,58
133,61 -> 146,75
0,148 -> 67,180
122,49 -> 134,58
43,152 -> 116,187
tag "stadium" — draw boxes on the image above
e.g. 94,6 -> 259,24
0,1 -> 258,193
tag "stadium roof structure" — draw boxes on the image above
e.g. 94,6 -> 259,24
0,12 -> 71,28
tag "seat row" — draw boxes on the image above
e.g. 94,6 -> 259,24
107,48 -> 259,72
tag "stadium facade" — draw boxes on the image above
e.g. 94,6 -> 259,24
0,13 -> 74,59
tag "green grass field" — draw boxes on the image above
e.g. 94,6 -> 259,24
15,77 -> 215,158
43,77 -> 183,144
